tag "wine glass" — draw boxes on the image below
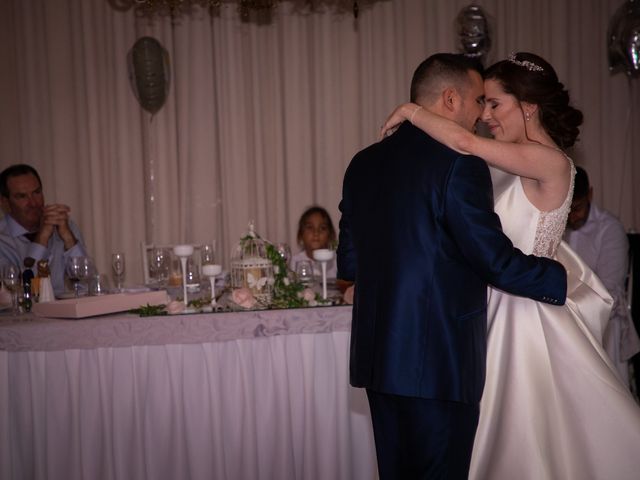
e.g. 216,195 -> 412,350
149,248 -> 168,284
201,242 -> 216,266
112,252 -> 125,292
276,243 -> 292,264
2,264 -> 21,313
185,256 -> 200,289
89,274 -> 111,296
295,260 -> 314,286
66,256 -> 90,297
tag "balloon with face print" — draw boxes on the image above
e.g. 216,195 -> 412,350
455,4 -> 492,62
608,0 -> 640,78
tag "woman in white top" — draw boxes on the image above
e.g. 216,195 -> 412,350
290,206 -> 337,279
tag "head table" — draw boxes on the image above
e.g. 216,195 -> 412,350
0,305 -> 377,480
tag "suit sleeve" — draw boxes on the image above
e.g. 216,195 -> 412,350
445,155 -> 567,305
337,162 -> 356,282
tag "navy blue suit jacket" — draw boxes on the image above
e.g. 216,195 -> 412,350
337,123 -> 567,405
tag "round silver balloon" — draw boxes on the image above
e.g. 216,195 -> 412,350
608,0 -> 640,78
455,4 -> 491,61
127,37 -> 171,115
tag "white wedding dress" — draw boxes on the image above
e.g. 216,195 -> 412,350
469,165 -> 640,480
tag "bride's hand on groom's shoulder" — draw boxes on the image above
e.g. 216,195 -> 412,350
379,103 -> 417,140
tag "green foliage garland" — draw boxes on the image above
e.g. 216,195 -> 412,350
263,241 -> 309,309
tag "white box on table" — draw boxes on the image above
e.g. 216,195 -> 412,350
32,291 -> 170,319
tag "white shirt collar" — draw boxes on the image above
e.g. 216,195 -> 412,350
3,214 -> 30,237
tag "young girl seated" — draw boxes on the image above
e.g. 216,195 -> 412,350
290,206 -> 337,279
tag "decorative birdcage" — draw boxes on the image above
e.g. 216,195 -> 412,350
230,222 -> 275,308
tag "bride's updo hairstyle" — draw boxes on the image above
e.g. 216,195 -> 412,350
484,52 -> 583,149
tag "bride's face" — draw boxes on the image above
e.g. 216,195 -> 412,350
481,79 -> 526,143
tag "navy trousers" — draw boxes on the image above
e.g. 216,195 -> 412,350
366,390 -> 479,480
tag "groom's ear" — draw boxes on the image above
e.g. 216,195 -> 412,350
442,87 -> 457,112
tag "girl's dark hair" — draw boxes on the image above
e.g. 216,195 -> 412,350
297,206 -> 337,246
484,52 -> 583,149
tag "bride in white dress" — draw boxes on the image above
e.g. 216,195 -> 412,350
382,52 -> 640,479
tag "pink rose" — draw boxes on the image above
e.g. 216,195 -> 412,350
166,300 -> 185,314
343,285 -> 354,305
232,287 -> 257,309
297,288 -> 316,302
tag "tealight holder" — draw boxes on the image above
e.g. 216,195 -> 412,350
173,244 -> 194,309
312,248 -> 334,300
202,264 -> 223,306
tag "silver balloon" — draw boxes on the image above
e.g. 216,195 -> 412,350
127,37 -> 171,115
608,0 -> 640,78
455,4 -> 491,61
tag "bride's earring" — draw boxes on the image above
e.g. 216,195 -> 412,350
525,111 -> 531,121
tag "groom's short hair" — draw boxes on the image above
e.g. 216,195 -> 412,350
410,53 -> 484,104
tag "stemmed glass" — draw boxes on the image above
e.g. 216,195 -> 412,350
66,256 -> 90,297
201,242 -> 216,266
296,260 -> 314,286
149,248 -> 168,285
2,264 -> 21,313
185,257 -> 200,289
112,253 -> 125,292
276,243 -> 292,264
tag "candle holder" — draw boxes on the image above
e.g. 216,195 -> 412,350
173,244 -> 194,308
312,249 -> 334,300
202,264 -> 222,306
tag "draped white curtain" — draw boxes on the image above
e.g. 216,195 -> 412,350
0,0 -> 638,283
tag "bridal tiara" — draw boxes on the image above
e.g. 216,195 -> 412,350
507,53 -> 544,72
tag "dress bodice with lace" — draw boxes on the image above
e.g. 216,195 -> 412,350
489,161 -> 575,258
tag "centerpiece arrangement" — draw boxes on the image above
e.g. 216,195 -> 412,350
131,222 -> 329,316
231,222 -> 322,310
230,222 -> 275,309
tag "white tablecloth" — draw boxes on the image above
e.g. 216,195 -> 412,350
0,306 -> 377,480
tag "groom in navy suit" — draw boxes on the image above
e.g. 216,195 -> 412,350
337,54 -> 567,479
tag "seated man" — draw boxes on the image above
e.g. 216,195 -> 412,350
0,164 -> 88,296
564,166 -> 640,388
